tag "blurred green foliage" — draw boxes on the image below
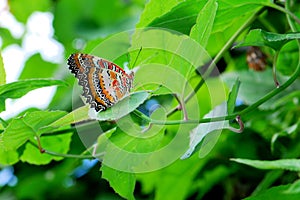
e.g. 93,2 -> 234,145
0,0 -> 300,199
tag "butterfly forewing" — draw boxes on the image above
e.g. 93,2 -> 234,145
67,53 -> 134,112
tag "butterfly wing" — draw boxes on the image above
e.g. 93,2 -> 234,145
67,53 -> 134,112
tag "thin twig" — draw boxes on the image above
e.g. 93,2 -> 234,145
174,93 -> 189,120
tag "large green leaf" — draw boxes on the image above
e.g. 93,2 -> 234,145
0,79 -> 67,112
1,111 -> 66,151
45,105 -> 90,130
101,108 -> 166,173
0,79 -> 67,99
136,0 -> 184,28
0,137 -> 19,165
190,0 -> 218,47
141,0 -> 270,56
20,132 -> 73,165
101,165 -> 136,200
148,0 -> 207,35
93,91 -> 149,121
130,30 -> 209,81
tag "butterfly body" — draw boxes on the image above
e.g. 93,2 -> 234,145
67,53 -> 134,112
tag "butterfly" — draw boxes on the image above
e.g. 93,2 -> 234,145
67,53 -> 134,112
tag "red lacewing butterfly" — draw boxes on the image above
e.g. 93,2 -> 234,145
67,53 -> 135,112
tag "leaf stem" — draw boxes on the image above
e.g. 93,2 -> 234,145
35,136 -> 45,153
29,140 -> 103,159
174,93 -> 188,120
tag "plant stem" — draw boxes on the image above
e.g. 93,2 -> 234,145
29,140 -> 103,159
174,93 -> 188,120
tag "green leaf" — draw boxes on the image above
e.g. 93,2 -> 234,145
93,91 -> 149,121
190,0 -> 218,47
93,127 -> 116,157
0,79 -> 67,112
285,180 -> 300,194
130,30 -> 209,80
20,132 -> 73,165
0,137 -> 19,165
0,79 -> 67,99
136,0 -> 184,28
0,51 -> 5,85
181,102 -> 231,159
101,165 -> 136,200
207,0 -> 269,55
227,78 -> 240,115
244,185 -> 300,200
148,0 -> 207,35
45,105 -> 90,130
231,158 -> 300,171
101,108 -> 166,173
9,0 -> 51,23
1,111 -> 66,151
236,29 -> 300,50
1,118 -> 36,151
19,54 -> 58,79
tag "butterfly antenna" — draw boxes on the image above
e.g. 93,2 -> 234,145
131,47 -> 143,68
